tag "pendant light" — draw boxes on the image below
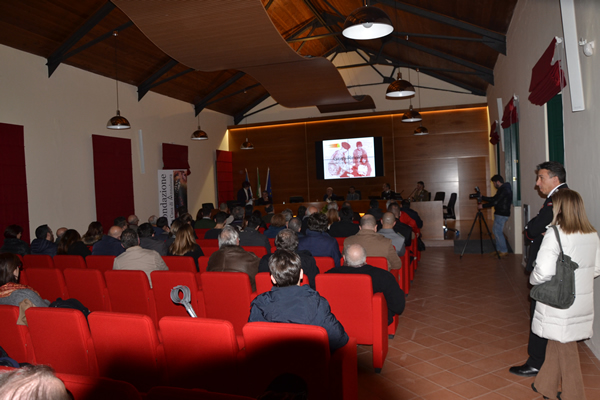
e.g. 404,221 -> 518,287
107,31 -> 130,130
402,68 -> 422,123
240,118 -> 254,150
342,3 -> 393,40
413,69 -> 428,134
386,69 -> 415,98
191,113 -> 208,141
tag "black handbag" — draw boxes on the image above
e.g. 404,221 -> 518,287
530,226 -> 578,309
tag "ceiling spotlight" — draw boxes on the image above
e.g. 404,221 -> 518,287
342,6 -> 393,40
401,105 -> 422,123
241,138 -> 254,150
386,72 -> 415,98
191,113 -> 208,141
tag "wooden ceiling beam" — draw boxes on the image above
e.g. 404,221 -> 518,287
303,0 -> 346,51
234,93 -> 273,125
194,71 -> 246,115
137,58 -> 179,101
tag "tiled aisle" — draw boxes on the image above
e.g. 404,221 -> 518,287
356,247 -> 600,399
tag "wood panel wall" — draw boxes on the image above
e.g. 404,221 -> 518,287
229,105 -> 491,221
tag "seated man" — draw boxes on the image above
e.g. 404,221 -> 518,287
239,214 -> 271,254
327,244 -> 405,325
300,205 -> 318,235
204,211 -> 228,239
229,206 -> 245,229
400,199 -> 423,229
194,206 -> 216,229
207,226 -> 260,291
114,216 -> 128,231
30,225 -> 57,256
378,212 -> 405,256
328,207 -> 359,238
346,185 -> 360,201
262,204 -> 275,225
365,199 -> 384,221
258,228 -> 319,290
156,216 -> 170,239
381,183 -> 395,200
256,191 -> 273,206
249,249 -> 349,352
344,215 -> 401,271
92,225 -> 125,256
138,223 -> 167,256
410,181 -> 430,202
298,213 -> 341,268
288,217 -> 304,238
54,227 -> 67,244
127,214 -> 139,230
385,202 -> 414,247
113,228 -> 169,288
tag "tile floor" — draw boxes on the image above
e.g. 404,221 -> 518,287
356,247 -> 600,399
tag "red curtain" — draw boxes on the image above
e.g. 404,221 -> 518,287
489,121 -> 499,145
501,98 -> 519,129
92,135 -> 135,232
162,143 -> 190,175
528,38 -> 567,106
216,150 -> 234,205
0,123 -> 30,243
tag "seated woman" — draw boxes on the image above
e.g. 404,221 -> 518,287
168,224 -> 204,271
57,229 -> 91,258
0,225 -> 30,256
81,221 -> 103,246
326,209 -> 339,229
264,213 -> 287,239
0,253 -> 49,307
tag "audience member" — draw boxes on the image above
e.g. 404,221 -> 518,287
239,215 -> 271,254
114,216 -> 128,231
138,223 -> 168,256
256,191 -> 272,206
82,221 -> 103,246
57,229 -> 91,258
92,225 -> 125,256
386,202 -> 414,247
205,212 -> 228,239
327,202 -> 339,211
249,249 -> 348,352
127,214 -> 139,230
346,185 -> 360,201
156,216 -> 171,239
400,200 -> 423,229
148,214 -> 158,226
54,227 -> 67,244
30,224 -> 57,257
298,213 -> 341,268
264,213 -> 287,239
164,219 -> 183,248
300,205 -> 318,235
179,213 -> 195,228
0,253 -> 49,307
344,215 -> 401,270
329,207 -> 360,238
113,228 -> 168,288
296,205 -> 307,220
194,206 -> 216,229
252,210 -> 268,229
326,209 -> 339,228
381,183 -> 395,200
168,224 -> 204,270
378,212 -> 406,256
262,205 -> 275,225
327,244 -> 405,325
229,206 -> 245,229
207,226 -> 259,291
1,224 -> 30,256
244,205 -> 254,219
258,229 -> 319,290
281,209 -> 294,224
0,365 -> 70,399
365,199 -> 384,221
409,181 -> 430,202
342,201 -> 361,222
288,217 -> 303,237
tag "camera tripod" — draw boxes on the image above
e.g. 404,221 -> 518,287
460,206 -> 500,259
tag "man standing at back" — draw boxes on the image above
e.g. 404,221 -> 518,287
509,161 -> 568,377
113,228 -> 168,288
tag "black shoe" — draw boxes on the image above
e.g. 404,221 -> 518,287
531,383 -> 549,399
509,363 -> 539,377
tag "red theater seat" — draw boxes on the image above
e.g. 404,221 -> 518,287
198,256 -> 210,274
23,254 -> 54,269
85,255 -> 116,273
55,372 -> 142,400
0,305 -> 35,364
88,312 -> 164,392
255,272 -> 310,295
26,307 -> 98,376
54,255 -> 86,271
159,317 -> 241,392
241,246 -> 267,258
202,246 -> 219,257
314,257 -> 335,274
151,271 -> 205,319
162,256 -> 197,273
196,239 -> 218,248
316,274 -> 388,373
147,387 -> 254,400
104,270 -> 157,327
366,256 -> 387,271
195,228 -> 210,238
63,268 -> 111,312
21,268 -> 68,303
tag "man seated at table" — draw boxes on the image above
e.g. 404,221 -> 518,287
344,215 -> 401,271
298,213 -> 342,268
323,186 -> 337,202
409,181 -> 430,202
346,186 -> 360,201
256,191 -> 272,206
381,183 -> 395,200
249,249 -> 349,352
327,244 -> 405,325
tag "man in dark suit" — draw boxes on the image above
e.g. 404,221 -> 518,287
365,199 -> 384,221
329,207 -> 359,238
509,161 -> 567,377
239,215 -> 271,254
237,181 -> 254,205
381,183 -> 395,200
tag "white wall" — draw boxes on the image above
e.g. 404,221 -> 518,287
488,0 -> 600,358
0,45 -> 231,235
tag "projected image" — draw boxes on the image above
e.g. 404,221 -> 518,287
323,137 -> 375,179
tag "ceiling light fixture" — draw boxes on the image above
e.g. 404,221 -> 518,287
342,3 -> 393,40
191,113 -> 208,141
413,69 -> 428,133
107,31 -> 130,130
240,118 -> 254,150
386,70 -> 415,98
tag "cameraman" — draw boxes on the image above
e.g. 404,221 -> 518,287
478,175 -> 512,257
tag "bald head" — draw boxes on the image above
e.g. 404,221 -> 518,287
306,206 -> 318,216
108,226 -> 123,239
55,227 -> 67,240
360,214 -> 377,231
382,212 -> 396,229
344,244 -> 367,267
127,215 -> 139,225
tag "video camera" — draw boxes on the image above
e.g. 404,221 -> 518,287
469,186 -> 482,203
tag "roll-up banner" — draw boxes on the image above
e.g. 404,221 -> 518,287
158,170 -> 188,225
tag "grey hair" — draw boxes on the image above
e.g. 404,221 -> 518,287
327,202 -> 339,211
218,225 -> 239,248
344,244 -> 367,267
0,365 -> 70,400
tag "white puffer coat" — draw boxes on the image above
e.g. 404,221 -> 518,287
530,226 -> 600,343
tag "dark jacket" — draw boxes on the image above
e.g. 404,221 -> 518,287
92,235 -> 125,257
326,265 -> 405,324
298,230 -> 341,268
66,241 -> 91,258
140,237 -> 168,256
258,250 -> 319,290
194,218 -> 216,229
264,225 -> 285,239
204,229 -> 222,239
207,245 -> 259,291
30,239 -> 57,257
328,219 -> 359,238
0,238 -> 30,256
366,207 -> 384,221
482,182 -> 513,217
168,244 -> 204,271
239,229 -> 271,254
248,285 -> 349,352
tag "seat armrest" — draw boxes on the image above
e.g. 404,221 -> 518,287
330,337 -> 358,400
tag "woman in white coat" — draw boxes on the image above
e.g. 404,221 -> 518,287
530,189 -> 600,400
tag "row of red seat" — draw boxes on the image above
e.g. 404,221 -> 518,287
0,307 -> 357,399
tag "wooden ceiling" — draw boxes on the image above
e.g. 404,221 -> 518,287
0,0 -> 517,123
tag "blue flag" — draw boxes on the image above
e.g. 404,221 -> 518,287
265,168 -> 272,198
245,168 -> 250,183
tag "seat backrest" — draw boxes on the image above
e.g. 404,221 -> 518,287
242,322 -> 331,399
55,372 -> 142,400
151,271 -> 205,319
267,238 -> 275,247
335,237 -> 345,247
200,272 -> 253,335
88,312 -> 163,392
22,268 -> 68,302
433,191 -> 445,202
241,246 -> 267,258
104,270 -> 157,325
445,193 -> 458,219
314,257 -> 335,274
63,268 -> 111,312
194,228 -> 210,238
85,255 -> 116,273
147,387 -> 254,400
198,256 -> 210,274
196,239 -> 218,248
254,272 -> 273,295
162,256 -> 197,273
23,254 -> 54,269
202,247 -> 219,257
53,255 -> 86,271
159,317 -> 239,391
366,256 -> 388,271
0,305 -> 34,364
26,307 -> 97,375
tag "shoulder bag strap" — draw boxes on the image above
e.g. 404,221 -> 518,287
551,225 -> 565,262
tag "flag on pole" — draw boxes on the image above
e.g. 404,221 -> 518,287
245,168 -> 250,183
265,167 -> 272,198
257,167 -> 262,195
